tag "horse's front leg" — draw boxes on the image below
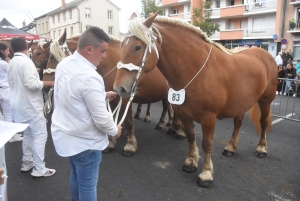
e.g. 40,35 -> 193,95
223,115 -> 243,156
122,103 -> 137,157
197,114 -> 216,188
134,103 -> 142,118
155,98 -> 168,129
144,103 -> 151,122
180,116 -> 199,173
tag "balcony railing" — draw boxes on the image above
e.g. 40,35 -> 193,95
244,0 -> 277,14
169,12 -> 191,21
210,0 -> 276,18
243,27 -> 275,37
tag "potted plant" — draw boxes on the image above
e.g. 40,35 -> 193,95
290,19 -> 296,30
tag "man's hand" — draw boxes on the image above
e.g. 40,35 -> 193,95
43,81 -> 54,88
115,125 -> 122,138
36,68 -> 41,73
106,91 -> 118,101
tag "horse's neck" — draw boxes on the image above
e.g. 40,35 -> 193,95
156,26 -> 211,90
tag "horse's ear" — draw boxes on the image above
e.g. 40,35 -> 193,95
58,29 -> 67,45
130,12 -> 137,20
28,40 -> 33,49
143,12 -> 158,28
43,40 -> 52,49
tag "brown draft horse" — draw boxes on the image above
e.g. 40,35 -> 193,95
113,13 -> 278,187
31,30 -> 184,157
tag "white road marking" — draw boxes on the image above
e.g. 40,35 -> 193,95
272,113 -> 295,125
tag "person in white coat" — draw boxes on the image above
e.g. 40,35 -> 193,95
7,37 -> 56,177
0,42 -> 23,142
275,52 -> 283,66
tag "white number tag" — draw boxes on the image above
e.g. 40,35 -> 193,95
168,88 -> 185,105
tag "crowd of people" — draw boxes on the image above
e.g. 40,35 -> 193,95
0,26 -> 122,200
275,49 -> 300,97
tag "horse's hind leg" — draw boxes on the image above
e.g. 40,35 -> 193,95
222,115 -> 244,156
255,102 -> 271,158
144,103 -> 151,122
166,102 -> 174,127
155,98 -> 168,129
134,104 -> 142,118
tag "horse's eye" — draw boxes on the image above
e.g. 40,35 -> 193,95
135,46 -> 142,51
50,56 -> 55,60
37,52 -> 41,56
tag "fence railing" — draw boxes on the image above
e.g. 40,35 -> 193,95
271,78 -> 300,122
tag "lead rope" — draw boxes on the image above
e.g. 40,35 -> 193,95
43,87 -> 54,118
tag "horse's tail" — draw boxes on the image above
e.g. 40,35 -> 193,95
249,103 -> 272,135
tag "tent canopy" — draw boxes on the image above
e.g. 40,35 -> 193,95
0,18 -> 39,40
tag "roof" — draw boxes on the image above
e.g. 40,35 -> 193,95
35,0 -> 120,19
0,18 -> 16,28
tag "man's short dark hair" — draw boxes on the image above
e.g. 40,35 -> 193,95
11,37 -> 27,52
78,26 -> 110,50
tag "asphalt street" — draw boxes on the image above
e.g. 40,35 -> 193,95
4,97 -> 300,201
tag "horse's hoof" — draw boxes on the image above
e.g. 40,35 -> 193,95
155,125 -> 163,130
255,151 -> 267,158
166,129 -> 176,135
197,178 -> 213,188
144,118 -> 150,122
166,122 -> 172,127
122,151 -> 135,157
102,147 -> 114,153
175,135 -> 186,140
134,114 -> 140,119
222,150 -> 234,157
182,165 -> 197,173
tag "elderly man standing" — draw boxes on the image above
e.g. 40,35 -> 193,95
275,52 -> 283,66
51,27 -> 122,201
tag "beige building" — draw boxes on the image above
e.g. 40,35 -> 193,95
35,0 -> 121,40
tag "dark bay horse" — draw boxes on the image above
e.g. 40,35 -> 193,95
31,31 -> 184,157
113,13 -> 277,187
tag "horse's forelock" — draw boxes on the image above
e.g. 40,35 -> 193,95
50,40 -> 66,62
38,42 -> 47,50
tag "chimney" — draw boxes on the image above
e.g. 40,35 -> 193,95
22,20 -> 26,27
61,0 -> 66,8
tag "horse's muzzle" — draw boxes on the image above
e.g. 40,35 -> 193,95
114,85 -> 131,98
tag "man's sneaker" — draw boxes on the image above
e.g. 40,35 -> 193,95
20,161 -> 34,172
31,167 -> 56,177
9,134 -> 23,143
293,93 -> 297,97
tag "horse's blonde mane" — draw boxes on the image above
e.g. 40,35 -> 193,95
128,16 -> 248,55
50,40 -> 66,62
68,34 -> 121,43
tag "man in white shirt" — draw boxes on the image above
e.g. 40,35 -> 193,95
275,52 -> 283,66
7,37 -> 56,177
51,27 -> 122,200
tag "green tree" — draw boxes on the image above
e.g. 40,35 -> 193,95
140,0 -> 163,18
191,1 -> 220,37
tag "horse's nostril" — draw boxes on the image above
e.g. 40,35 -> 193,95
120,86 -> 127,94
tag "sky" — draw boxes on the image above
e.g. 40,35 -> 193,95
0,0 -> 142,33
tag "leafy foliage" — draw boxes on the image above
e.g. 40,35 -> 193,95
191,1 -> 220,37
140,0 -> 163,18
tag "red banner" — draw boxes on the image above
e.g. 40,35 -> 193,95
0,34 -> 39,40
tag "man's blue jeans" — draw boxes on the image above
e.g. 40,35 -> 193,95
68,150 -> 102,201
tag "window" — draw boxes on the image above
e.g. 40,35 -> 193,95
86,25 -> 91,30
229,21 -> 234,29
172,9 -> 179,14
53,31 -> 56,39
230,0 -> 234,6
85,8 -> 91,18
63,12 -> 66,21
187,5 -> 191,12
253,17 -> 264,32
46,22 -> 48,31
59,29 -> 61,36
255,0 -> 266,7
52,16 -> 55,24
70,27 -> 74,35
58,14 -> 60,23
42,23 -> 44,32
69,10 -> 72,19
38,24 -> 40,32
108,10 -> 113,19
216,0 -> 220,8
108,26 -> 113,35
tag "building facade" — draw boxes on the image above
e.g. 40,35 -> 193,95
34,0 -> 120,40
156,0 -> 285,58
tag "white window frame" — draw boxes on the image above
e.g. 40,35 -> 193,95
85,8 -> 91,18
58,14 -> 60,23
215,0 -> 220,8
52,16 -> 55,24
108,10 -> 113,19
69,10 -> 72,19
63,12 -> 66,21
108,26 -> 113,35
53,31 -> 56,39
70,27 -> 73,35
255,0 -> 266,7
172,9 -> 179,15
252,17 -> 264,32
